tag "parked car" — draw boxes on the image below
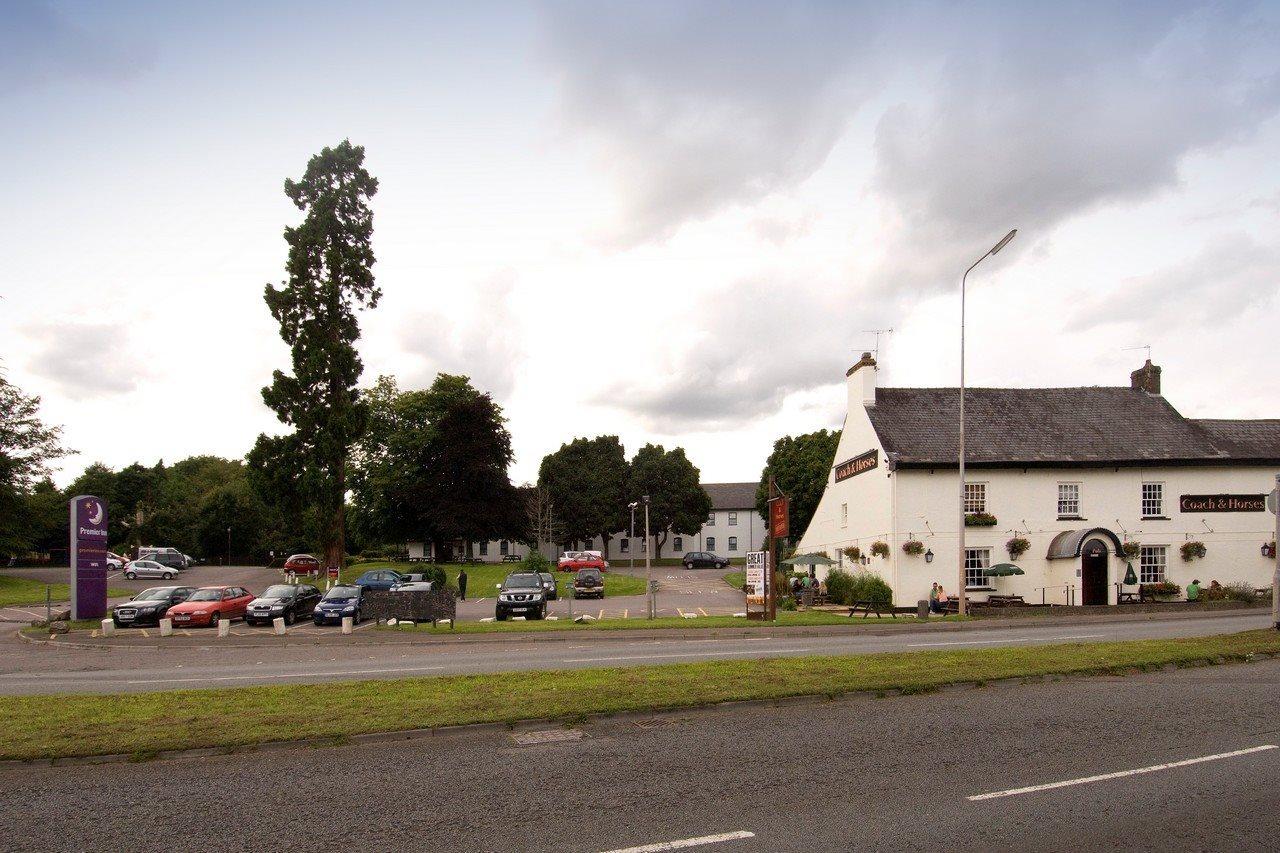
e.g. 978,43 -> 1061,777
180,553 -> 196,568
354,569 -> 406,591
538,571 -> 559,601
107,552 -> 128,571
244,584 -> 322,626
284,553 -> 321,574
314,584 -> 364,625
166,586 -> 254,627
123,559 -> 179,580
682,551 -> 730,570
556,551 -> 583,570
390,581 -> 434,593
573,567 -> 604,599
495,572 -> 547,620
148,552 -> 189,572
111,586 -> 196,627
557,551 -> 608,572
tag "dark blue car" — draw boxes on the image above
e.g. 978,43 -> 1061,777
354,569 -> 405,591
313,584 -> 365,625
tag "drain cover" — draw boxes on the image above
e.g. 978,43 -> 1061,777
511,728 -> 586,746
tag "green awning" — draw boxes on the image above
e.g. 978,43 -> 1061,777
983,563 -> 1025,577
782,553 -> 835,566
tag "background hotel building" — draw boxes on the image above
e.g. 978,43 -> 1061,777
797,355 -> 1279,605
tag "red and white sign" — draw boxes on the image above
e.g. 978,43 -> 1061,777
769,497 -> 789,539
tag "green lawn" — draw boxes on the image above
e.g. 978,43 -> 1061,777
2,630 -> 1276,761
339,561 -> 646,598
0,574 -> 129,608
723,571 -> 745,590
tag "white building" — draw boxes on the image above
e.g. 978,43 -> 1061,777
797,354 -> 1279,606
407,482 -> 766,564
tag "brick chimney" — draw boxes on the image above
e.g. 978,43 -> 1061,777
1130,359 -> 1161,395
846,352 -> 877,409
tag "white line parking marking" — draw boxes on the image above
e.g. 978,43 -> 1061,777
124,665 -> 447,685
907,634 -> 1106,647
566,648 -> 813,663
601,830 -> 755,852
968,744 -> 1278,801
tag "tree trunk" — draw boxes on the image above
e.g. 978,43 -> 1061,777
656,531 -> 667,560
601,532 -> 612,561
323,463 -> 345,571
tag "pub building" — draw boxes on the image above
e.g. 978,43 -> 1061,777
795,355 -> 1279,606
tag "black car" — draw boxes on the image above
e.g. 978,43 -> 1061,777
572,567 -> 604,599
245,583 -> 322,626
314,584 -> 365,625
149,552 -> 188,571
682,551 -> 730,569
112,586 -> 196,627
538,572 -> 559,601
495,572 -> 547,620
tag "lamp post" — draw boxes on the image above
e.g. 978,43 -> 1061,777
643,495 -> 652,619
226,526 -> 232,567
628,501 -> 638,573
957,229 -> 1017,617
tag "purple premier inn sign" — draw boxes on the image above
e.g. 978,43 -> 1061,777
69,494 -> 109,620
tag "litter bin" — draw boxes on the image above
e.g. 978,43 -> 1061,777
917,599 -> 929,620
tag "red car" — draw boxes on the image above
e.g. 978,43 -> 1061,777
165,586 -> 254,627
557,551 -> 608,572
284,553 -> 321,574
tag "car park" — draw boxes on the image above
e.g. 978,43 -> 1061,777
682,551 -> 730,570
495,572 -> 547,620
111,586 -> 196,627
284,553 -> 321,574
245,584 -> 322,626
354,569 -> 406,591
166,586 -> 254,627
314,584 -> 364,625
538,571 -> 560,601
123,559 -> 179,580
572,567 -> 604,599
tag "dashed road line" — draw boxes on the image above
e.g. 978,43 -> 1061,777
601,830 -> 755,852
906,634 -> 1106,648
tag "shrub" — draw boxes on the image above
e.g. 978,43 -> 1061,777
901,540 -> 924,556
964,512 -> 998,527
416,564 -> 448,590
1005,537 -> 1030,559
850,571 -> 893,604
519,552 -> 554,574
1180,541 -> 1207,561
778,596 -> 798,611
1203,582 -> 1258,603
825,568 -> 856,604
870,541 -> 890,559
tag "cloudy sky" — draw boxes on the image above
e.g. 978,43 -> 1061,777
4,0 -> 1280,488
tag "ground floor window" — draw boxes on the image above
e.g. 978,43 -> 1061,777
707,536 -> 716,551
728,536 -> 738,551
964,548 -> 991,589
479,541 -> 488,556
1139,545 -> 1166,584
673,536 -> 683,551
500,540 -> 509,556
620,538 -> 629,553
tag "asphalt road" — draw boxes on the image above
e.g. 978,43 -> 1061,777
3,657 -> 1277,852
0,611 -> 1270,695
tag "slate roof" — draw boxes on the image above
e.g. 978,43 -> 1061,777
865,387 -> 1280,468
703,482 -> 759,510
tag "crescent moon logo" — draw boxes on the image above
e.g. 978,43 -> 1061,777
87,501 -> 104,526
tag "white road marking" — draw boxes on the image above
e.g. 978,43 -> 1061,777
566,648 -> 813,663
601,830 -> 755,852
124,664 -> 447,685
906,634 -> 1106,647
968,744 -> 1278,801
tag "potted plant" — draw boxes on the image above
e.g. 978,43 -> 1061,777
1005,537 -> 1029,559
842,546 -> 862,561
870,541 -> 890,559
902,539 -> 925,556
1121,541 -> 1141,560
1180,541 -> 1207,562
1142,580 -> 1182,600
964,512 -> 998,527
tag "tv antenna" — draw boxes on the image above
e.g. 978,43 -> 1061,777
861,328 -> 893,360
1122,344 -> 1152,361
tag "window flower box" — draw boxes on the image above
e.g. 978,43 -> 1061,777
964,512 -> 998,527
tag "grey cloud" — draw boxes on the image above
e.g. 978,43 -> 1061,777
23,322 -> 151,399
1,1 -> 155,95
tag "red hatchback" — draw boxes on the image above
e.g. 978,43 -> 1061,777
557,551 -> 608,572
284,554 -> 321,574
166,586 -> 254,627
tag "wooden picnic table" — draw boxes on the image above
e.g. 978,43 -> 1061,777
848,599 -> 896,618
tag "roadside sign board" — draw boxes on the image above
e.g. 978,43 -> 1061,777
69,494 -> 108,620
328,565 -> 339,580
769,497 -> 789,539
745,551 -> 768,608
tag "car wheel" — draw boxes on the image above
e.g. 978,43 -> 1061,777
209,611 -> 220,627
284,609 -> 295,626
684,562 -> 693,570
163,572 -> 174,579
125,571 -> 136,579
313,619 -> 323,627
353,609 -> 362,624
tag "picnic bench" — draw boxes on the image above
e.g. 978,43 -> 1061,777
848,599 -> 896,618
983,594 -> 1026,607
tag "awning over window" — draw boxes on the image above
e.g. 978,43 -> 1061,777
1047,528 -> 1125,560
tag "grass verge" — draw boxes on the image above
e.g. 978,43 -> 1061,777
723,571 -> 745,590
337,562 -> 647,598
0,575 -> 128,608
3,630 -> 1278,761
379,610 -> 960,634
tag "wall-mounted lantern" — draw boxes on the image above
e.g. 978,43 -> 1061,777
924,548 -> 934,564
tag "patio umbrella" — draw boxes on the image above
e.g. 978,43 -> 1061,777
983,563 -> 1025,577
782,553 -> 835,566
1123,563 -> 1138,585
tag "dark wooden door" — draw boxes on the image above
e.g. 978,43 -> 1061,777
1081,539 -> 1109,605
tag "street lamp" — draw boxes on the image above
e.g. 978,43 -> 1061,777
226,526 -> 232,567
957,229 -> 1016,617
628,501 -> 639,573
643,495 -> 652,619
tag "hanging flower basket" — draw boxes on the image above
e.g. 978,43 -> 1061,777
1005,537 -> 1030,559
964,512 -> 998,527
870,541 -> 890,559
842,546 -> 862,561
1180,541 -> 1207,562
902,539 -> 925,556
1121,541 -> 1141,560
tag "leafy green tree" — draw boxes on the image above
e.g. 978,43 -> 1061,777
755,429 -> 841,542
112,461 -> 165,548
628,444 -> 710,558
537,436 -> 629,556
256,140 -> 380,570
197,481 -> 270,564
0,377 -> 70,556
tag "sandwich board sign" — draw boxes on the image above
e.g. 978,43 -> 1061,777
745,550 -> 771,619
69,495 -> 109,620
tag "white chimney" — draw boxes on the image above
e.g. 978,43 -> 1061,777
847,352 -> 877,410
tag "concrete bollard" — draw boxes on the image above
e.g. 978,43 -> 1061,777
217,619 -> 230,638
101,618 -> 115,636
341,616 -> 353,635
159,618 -> 173,637
273,616 -> 286,636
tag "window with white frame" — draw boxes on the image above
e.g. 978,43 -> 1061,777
673,536 -> 683,551
1057,483 -> 1081,518
707,536 -> 716,551
619,538 -> 629,554
964,548 -> 991,589
728,512 -> 738,526
479,541 -> 488,556
841,503 -> 848,528
706,511 -> 715,525
728,536 -> 738,552
1139,545 -> 1167,584
964,482 -> 987,513
1141,482 -> 1164,518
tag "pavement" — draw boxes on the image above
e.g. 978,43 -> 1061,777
0,610 -> 1270,695
2,656 -> 1276,851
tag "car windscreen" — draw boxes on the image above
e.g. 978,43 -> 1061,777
578,570 -> 601,580
262,585 -> 295,598
134,588 -> 174,601
502,574 -> 542,589
188,589 -> 223,602
324,586 -> 358,600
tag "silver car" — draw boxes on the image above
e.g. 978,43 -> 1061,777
124,559 -> 179,580
390,581 -> 435,593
